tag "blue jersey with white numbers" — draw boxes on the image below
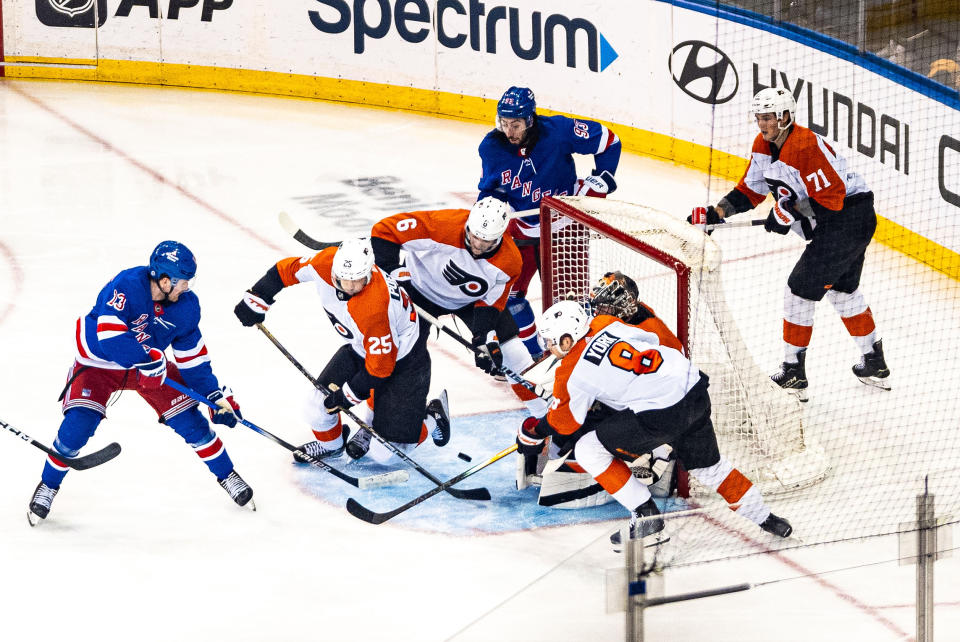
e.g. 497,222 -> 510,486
477,114 -> 620,238
74,266 -> 220,396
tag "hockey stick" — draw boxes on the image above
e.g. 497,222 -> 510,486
279,206 -> 540,251
706,218 -> 765,232
346,444 -> 518,524
1,416 -> 121,470
254,323 -> 490,501
163,379 -> 407,489
413,305 -> 548,399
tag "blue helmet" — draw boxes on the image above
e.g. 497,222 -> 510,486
497,86 -> 536,127
149,241 -> 197,282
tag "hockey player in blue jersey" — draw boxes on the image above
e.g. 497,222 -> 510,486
477,86 -> 621,359
27,241 -> 252,526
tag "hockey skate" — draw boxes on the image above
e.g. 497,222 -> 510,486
771,349 -> 808,402
610,498 -> 667,553
293,427 -> 348,464
426,390 -> 451,447
345,427 -> 372,460
27,481 -> 59,527
852,340 -> 891,390
218,471 -> 255,511
759,512 -> 793,537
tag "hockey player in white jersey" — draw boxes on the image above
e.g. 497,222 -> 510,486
370,198 -> 550,423
689,87 -> 889,400
518,300 -> 792,547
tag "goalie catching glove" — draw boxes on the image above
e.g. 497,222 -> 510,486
471,330 -> 504,375
206,386 -> 242,428
575,169 -> 617,198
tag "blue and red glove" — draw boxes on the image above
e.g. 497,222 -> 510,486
207,386 -> 242,428
135,348 -> 167,391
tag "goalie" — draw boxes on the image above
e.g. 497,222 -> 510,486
520,299 -> 793,547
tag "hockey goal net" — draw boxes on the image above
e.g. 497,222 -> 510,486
538,195 -> 828,495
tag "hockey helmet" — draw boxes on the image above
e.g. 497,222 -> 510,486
497,86 -> 536,128
539,300 -> 591,352
589,271 -> 640,320
149,241 -> 197,283
750,87 -> 796,128
332,237 -> 375,288
466,197 -> 511,243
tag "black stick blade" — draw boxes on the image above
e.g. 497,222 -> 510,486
445,486 -> 491,501
346,497 -> 395,525
67,442 -> 122,470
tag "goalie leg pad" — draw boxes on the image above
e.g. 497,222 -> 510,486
538,466 -> 612,509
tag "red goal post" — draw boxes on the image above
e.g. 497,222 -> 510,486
538,195 -> 828,495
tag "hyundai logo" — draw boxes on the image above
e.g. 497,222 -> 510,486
669,41 -> 739,105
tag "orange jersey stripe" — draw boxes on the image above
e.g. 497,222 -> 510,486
275,248 -> 337,288
347,272 -> 399,379
778,125 -> 846,211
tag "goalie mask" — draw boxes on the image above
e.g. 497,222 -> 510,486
332,237 -> 375,294
538,300 -> 590,355
589,271 -> 639,320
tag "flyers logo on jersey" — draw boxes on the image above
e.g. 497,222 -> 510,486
441,262 -> 489,297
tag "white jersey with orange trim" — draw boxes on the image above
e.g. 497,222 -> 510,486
546,315 -> 701,436
734,124 -> 870,216
371,209 -> 522,311
274,249 -> 420,379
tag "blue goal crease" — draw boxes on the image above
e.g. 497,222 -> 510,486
293,409 -> 687,536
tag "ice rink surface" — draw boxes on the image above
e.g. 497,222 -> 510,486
1,79 -> 958,641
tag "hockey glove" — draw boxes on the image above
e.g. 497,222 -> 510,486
516,415 -> 548,456
575,170 -> 617,198
322,383 -> 361,414
687,206 -> 724,234
234,291 -> 271,327
135,348 -> 167,391
764,203 -> 793,235
471,331 -> 504,375
207,386 -> 242,428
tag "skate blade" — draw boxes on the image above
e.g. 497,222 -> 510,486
27,511 -> 44,527
857,375 -> 891,391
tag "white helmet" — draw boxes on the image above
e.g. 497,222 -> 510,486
538,300 -> 591,349
332,237 -> 375,284
750,87 -> 796,127
466,197 -> 511,242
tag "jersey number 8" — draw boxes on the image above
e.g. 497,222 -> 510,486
609,342 -> 663,376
